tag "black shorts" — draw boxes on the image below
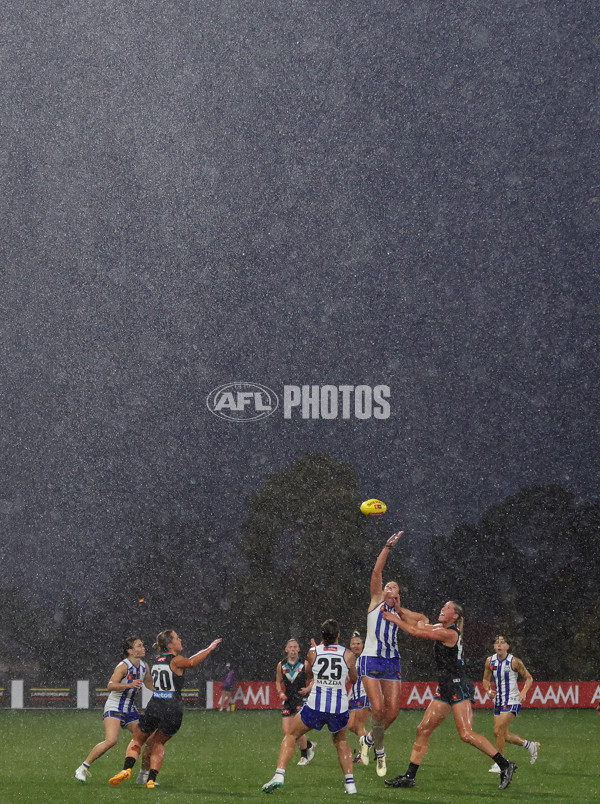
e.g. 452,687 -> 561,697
282,703 -> 303,718
434,677 -> 474,706
139,697 -> 184,737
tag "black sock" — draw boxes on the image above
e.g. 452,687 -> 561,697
124,757 -> 136,771
148,769 -> 159,782
493,753 -> 509,771
301,747 -> 308,758
406,762 -> 420,779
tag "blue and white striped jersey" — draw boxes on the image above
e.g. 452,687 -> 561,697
362,602 -> 400,659
103,658 -> 146,714
490,653 -> 520,707
306,644 -> 350,714
349,671 -> 369,704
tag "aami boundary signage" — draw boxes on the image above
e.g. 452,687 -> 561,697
207,681 -> 600,710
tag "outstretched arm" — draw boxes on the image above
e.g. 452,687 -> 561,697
370,531 -> 403,602
382,611 -> 457,646
398,607 -> 430,625
172,638 -> 222,670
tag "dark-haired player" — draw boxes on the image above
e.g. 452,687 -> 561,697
109,630 -> 221,789
262,619 -> 358,795
482,635 -> 539,772
75,637 -> 154,783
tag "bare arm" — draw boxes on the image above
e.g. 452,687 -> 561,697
482,657 -> 494,700
275,662 -> 286,703
398,607 -> 430,625
172,638 -> 222,673
382,610 -> 458,646
345,649 -> 358,686
513,657 -> 533,702
370,531 -> 403,604
107,661 -> 143,692
304,649 -> 315,686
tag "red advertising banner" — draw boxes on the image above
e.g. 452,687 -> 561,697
210,681 -> 600,710
210,681 -> 278,710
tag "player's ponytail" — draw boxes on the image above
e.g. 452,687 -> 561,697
153,629 -> 175,653
449,602 -> 465,637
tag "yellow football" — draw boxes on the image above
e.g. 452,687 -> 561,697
360,499 -> 387,517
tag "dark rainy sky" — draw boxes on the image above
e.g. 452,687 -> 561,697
1,1 -> 598,602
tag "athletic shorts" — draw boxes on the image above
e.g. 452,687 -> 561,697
300,704 -> 350,734
103,709 -> 140,728
348,695 -> 370,711
357,655 -> 402,681
494,703 -> 521,716
433,677 -> 474,706
138,697 -> 184,737
282,703 -> 303,718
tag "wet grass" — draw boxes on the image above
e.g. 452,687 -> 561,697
1,708 -> 598,802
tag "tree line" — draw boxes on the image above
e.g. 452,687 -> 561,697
2,452 -> 599,683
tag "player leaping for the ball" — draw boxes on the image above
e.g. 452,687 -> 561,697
383,601 -> 518,791
357,531 -> 428,777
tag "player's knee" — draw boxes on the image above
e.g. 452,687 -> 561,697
457,728 -> 474,744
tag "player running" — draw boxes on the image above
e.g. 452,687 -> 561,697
75,637 -> 154,784
108,630 -> 221,789
482,635 -> 540,772
383,601 -> 518,791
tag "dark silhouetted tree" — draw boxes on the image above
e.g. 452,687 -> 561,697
426,486 -> 600,679
223,452 -> 418,678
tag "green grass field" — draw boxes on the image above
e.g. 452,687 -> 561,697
1,709 -> 598,803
